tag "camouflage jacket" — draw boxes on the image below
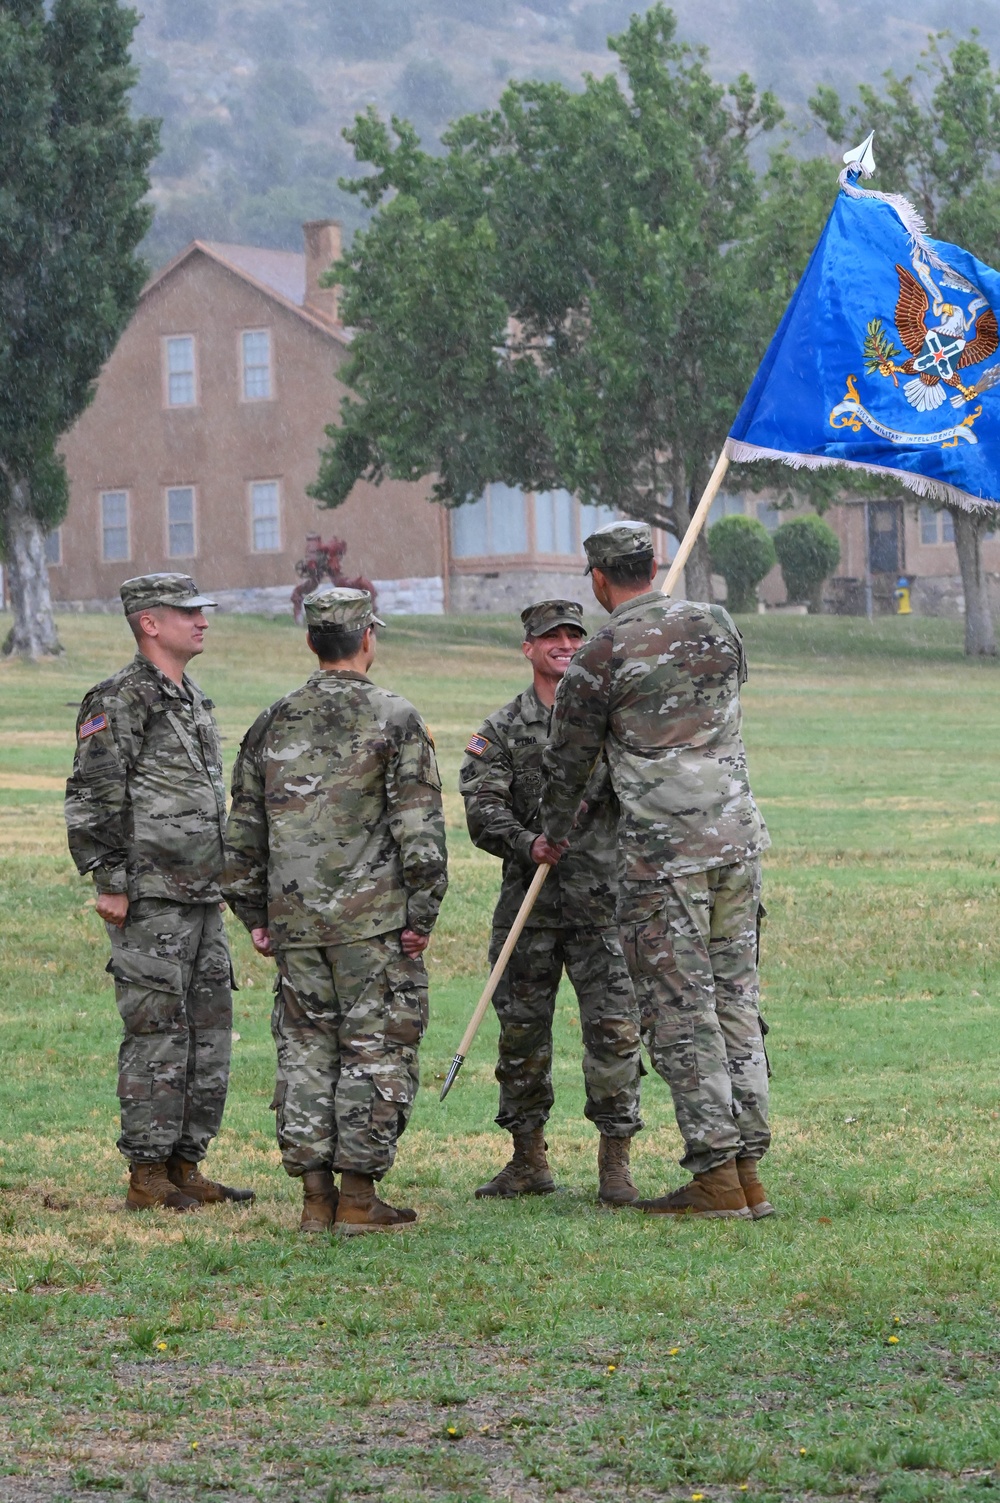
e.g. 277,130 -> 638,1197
459,684 -> 617,931
541,592 -> 769,882
223,669 -> 448,948
65,653 -> 227,903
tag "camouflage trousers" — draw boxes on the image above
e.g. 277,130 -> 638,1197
488,923 -> 643,1138
106,898 -> 233,1164
271,933 -> 428,1180
619,858 -> 770,1176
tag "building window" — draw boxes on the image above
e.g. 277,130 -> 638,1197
43,528 -> 61,566
756,502 -> 780,532
251,480 -> 281,551
707,492 -> 745,528
101,491 -> 129,561
241,329 -> 272,400
164,335 -> 196,406
535,490 -> 576,554
919,505 -> 955,545
166,486 -> 196,557
451,483 -> 529,557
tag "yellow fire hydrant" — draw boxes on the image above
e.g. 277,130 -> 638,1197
894,576 -> 912,614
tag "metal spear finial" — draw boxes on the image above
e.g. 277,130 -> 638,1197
842,130 -> 876,179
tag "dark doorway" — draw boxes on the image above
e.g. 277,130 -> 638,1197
869,502 -> 903,574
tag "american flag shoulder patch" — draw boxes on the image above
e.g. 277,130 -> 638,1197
465,734 -> 490,757
79,712 -> 109,740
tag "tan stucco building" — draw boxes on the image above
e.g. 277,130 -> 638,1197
50,222 -> 451,615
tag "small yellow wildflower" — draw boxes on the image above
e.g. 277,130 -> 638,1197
887,1335 -> 900,1345
607,1363 -> 617,1373
691,1494 -> 705,1502
893,1315 -> 901,1324
799,1448 -> 807,1456
668,1346 -> 681,1356
155,1341 -> 167,1351
446,1426 -> 458,1438
191,1441 -> 199,1451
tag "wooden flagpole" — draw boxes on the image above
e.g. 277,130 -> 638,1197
439,862 -> 550,1099
660,449 -> 730,596
439,447 -> 730,1102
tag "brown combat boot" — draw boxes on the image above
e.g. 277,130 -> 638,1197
333,1171 -> 417,1236
736,1156 -> 775,1219
635,1159 -> 751,1220
475,1128 -> 556,1199
597,1134 -> 638,1206
299,1169 -> 339,1233
125,1161 -> 200,1213
166,1154 -> 255,1205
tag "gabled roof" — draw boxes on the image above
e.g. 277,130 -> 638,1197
141,239 -> 351,344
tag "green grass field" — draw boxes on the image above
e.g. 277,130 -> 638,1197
0,609 -> 997,1503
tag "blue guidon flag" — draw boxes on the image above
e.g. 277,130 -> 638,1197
727,132 -> 1000,512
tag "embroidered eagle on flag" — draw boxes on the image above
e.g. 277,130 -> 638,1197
865,262 -> 1000,413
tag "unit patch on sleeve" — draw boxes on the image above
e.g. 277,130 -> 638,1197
79,712 -> 109,740
465,734 -> 490,757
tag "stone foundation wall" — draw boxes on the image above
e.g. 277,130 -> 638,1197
53,576 -> 446,618
372,576 -> 444,615
448,568 -> 597,614
910,575 -> 966,620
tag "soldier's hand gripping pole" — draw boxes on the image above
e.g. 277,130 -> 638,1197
439,861 -> 550,1100
660,449 -> 730,598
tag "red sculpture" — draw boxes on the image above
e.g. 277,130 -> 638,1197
291,533 -> 377,623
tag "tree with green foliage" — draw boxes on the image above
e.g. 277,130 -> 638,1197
311,5 -> 783,598
773,514 -> 840,612
707,514 -> 775,612
813,31 -> 1000,656
0,0 -> 157,658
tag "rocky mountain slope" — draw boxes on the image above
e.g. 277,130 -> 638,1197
135,0 -> 991,265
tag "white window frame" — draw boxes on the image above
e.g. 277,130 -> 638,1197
163,334 -> 197,408
533,490 -> 579,558
241,328 -> 273,402
450,483 -> 531,559
43,527 -> 62,566
918,505 -> 956,545
165,485 -> 197,559
250,479 -> 281,553
100,490 -> 130,563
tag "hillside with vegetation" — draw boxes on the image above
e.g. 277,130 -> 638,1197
135,0 -> 996,265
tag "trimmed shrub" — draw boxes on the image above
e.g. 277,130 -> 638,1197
773,514 -> 841,612
708,514 -> 776,612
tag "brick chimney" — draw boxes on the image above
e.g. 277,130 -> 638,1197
303,219 -> 341,324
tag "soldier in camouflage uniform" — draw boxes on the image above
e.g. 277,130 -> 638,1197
223,587 -> 448,1235
460,599 -> 643,1205
65,574 -> 253,1213
540,523 -> 774,1220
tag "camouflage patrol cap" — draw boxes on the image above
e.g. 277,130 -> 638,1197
520,598 -> 586,638
120,573 -> 218,615
303,585 -> 385,630
583,520 -> 655,574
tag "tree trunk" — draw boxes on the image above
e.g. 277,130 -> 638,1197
950,505 -> 996,657
683,528 -> 714,602
2,476 -> 62,659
